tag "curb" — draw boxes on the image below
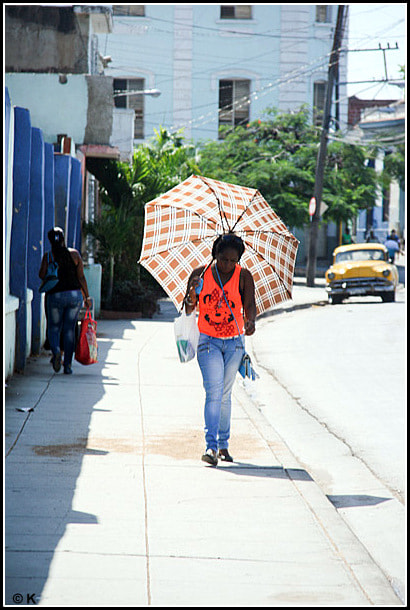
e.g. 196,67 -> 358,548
258,299 -> 328,321
233,378 -> 402,606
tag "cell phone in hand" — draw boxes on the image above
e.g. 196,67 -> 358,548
195,278 -> 203,295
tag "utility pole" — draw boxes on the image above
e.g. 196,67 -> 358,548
306,5 -> 346,286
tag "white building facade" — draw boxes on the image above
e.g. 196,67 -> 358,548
98,4 -> 348,143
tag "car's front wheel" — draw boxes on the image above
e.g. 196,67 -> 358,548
381,291 -> 395,303
330,295 -> 344,305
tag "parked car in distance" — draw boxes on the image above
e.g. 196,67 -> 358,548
325,243 -> 399,304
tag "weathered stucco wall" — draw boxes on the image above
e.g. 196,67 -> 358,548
5,6 -> 89,73
84,76 -> 114,145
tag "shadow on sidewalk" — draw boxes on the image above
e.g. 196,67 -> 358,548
5,320 -> 136,605
215,463 -> 314,481
326,494 -> 392,508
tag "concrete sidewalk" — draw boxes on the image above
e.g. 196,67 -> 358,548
5,287 -> 402,606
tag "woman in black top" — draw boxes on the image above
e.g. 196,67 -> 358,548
39,227 -> 91,374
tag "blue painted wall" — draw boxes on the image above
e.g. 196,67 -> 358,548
67,157 -> 82,249
28,127 -> 45,355
43,143 -> 55,245
6,89 -> 84,375
54,154 -> 71,233
5,89 -> 12,253
10,107 -> 32,372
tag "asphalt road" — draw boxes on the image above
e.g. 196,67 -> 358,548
247,287 -> 406,601
251,288 -> 406,500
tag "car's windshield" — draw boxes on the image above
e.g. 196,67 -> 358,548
335,249 -> 386,263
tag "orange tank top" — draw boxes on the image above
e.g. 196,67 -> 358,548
198,264 -> 244,338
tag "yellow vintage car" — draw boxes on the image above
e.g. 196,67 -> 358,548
325,243 -> 399,304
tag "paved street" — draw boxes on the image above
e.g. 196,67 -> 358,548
251,287 -> 406,498
5,286 -> 404,606
248,282 -> 406,603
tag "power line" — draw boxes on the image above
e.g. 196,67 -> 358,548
122,14 -> 320,40
104,8 -> 404,139
339,79 -> 404,85
108,41 -> 340,135
117,45 -> 402,140
165,47 -> 346,134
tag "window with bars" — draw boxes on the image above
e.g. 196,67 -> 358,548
218,79 -> 250,136
220,5 -> 252,19
113,78 -> 144,139
315,5 -> 331,23
112,5 -> 145,16
313,81 -> 327,126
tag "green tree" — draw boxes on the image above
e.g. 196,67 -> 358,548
197,106 -> 378,228
324,141 -> 378,225
84,128 -> 199,309
382,143 -> 405,187
83,201 -> 134,307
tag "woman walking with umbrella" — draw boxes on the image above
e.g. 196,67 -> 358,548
139,174 -> 299,463
184,233 -> 257,466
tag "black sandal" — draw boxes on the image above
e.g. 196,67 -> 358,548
218,449 -> 233,462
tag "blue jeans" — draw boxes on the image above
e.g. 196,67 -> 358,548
197,333 -> 244,452
47,290 -> 83,368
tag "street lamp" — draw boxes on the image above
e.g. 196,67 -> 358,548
113,88 -> 161,98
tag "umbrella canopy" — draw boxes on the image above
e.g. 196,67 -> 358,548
139,174 -> 299,316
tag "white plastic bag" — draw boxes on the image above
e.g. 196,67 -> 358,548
174,309 -> 200,363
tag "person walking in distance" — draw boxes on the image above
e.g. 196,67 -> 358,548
39,227 -> 91,374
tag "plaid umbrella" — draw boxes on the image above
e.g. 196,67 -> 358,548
139,174 -> 299,316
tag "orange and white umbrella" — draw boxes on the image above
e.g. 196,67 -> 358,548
139,174 -> 299,316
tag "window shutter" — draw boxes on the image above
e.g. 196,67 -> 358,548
220,6 -> 235,19
127,79 -> 144,139
316,5 -> 330,23
114,78 -> 127,109
313,81 -> 326,126
235,5 -> 252,19
233,80 -> 250,125
113,5 -> 145,16
220,5 -> 252,19
219,80 -> 234,125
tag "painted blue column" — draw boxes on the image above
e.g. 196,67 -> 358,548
54,154 -> 71,233
67,157 -> 82,249
28,127 -> 45,355
75,174 -> 83,252
43,143 -> 55,246
10,107 -> 32,372
5,88 -> 12,256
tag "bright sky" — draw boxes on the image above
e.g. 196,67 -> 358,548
346,3 -> 406,100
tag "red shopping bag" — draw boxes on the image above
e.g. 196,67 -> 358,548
75,309 -> 98,365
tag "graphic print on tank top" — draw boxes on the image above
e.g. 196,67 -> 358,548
203,286 -> 237,337
198,265 -> 244,338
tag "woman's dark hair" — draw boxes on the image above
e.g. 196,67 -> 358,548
48,227 -> 65,248
47,227 -> 73,268
212,232 -> 245,261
